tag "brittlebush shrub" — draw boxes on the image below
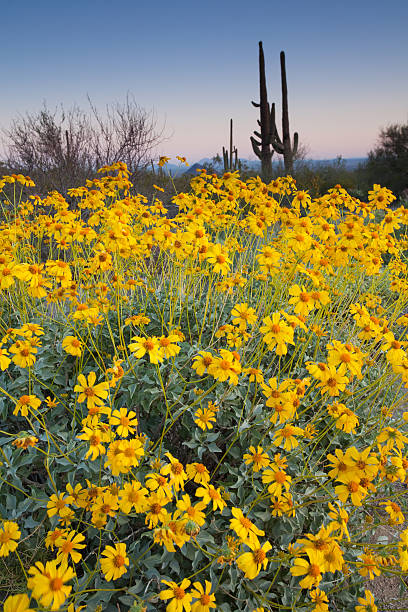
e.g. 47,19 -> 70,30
0,165 -> 407,611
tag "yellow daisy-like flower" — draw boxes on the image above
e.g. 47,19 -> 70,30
236,537 -> 272,579
100,542 -> 129,581
191,580 -> 216,611
159,333 -> 181,358
192,351 -> 214,376
207,349 -> 241,385
109,407 -> 138,437
13,394 -> 41,417
118,480 -> 149,514
186,462 -> 210,486
243,446 -> 270,472
56,530 -> 86,564
0,521 -> 21,557
128,335 -> 163,364
9,341 -> 37,368
74,371 -> 109,409
27,559 -> 74,611
230,507 -> 265,548
0,347 -> 11,370
290,553 -> 323,589
355,589 -> 378,612
273,424 -> 304,451
231,303 -> 257,330
160,579 -> 192,612
194,405 -> 217,430
3,593 -> 34,612
62,335 -> 83,357
205,243 -> 232,275
195,485 -> 226,512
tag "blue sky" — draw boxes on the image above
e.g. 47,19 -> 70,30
1,0 -> 407,162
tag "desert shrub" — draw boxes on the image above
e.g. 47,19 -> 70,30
0,166 -> 407,611
361,122 -> 408,198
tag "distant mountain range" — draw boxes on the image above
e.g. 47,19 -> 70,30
154,157 -> 367,176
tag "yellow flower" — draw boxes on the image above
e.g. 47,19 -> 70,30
194,405 -> 217,430
128,335 -> 163,364
145,493 -> 170,528
0,347 -> 11,370
205,243 -> 232,275
9,340 -> 37,368
356,553 -> 381,580
118,480 -> 149,514
260,313 -> 294,355
207,349 -> 241,385
288,284 -> 315,317
317,363 -> 349,396
191,581 -> 216,611
231,303 -> 257,330
27,559 -> 74,611
192,352 -> 214,376
262,466 -> 292,497
237,537 -> 272,579
47,493 -> 71,519
355,589 -> 378,612
3,593 -> 34,612
158,156 -> 171,167
160,579 -> 192,612
100,542 -> 129,581
290,553 -> 323,589
13,394 -> 41,417
62,335 -> 82,357
186,462 -> 210,486
243,446 -> 270,472
74,371 -> 109,409
309,588 -> 329,612
109,407 -> 138,437
159,333 -> 181,358
45,528 -> 66,551
273,424 -> 304,451
175,494 -> 206,527
161,452 -> 187,491
335,476 -> 367,507
195,485 -> 226,512
56,530 -> 86,564
230,507 -> 265,547
0,521 -> 20,557
380,500 -> 405,524
77,426 -> 106,461
12,434 -> 38,449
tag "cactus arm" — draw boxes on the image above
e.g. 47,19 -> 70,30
293,132 -> 299,157
272,140 -> 284,154
252,101 -> 260,108
251,136 -> 262,159
222,146 -> 228,172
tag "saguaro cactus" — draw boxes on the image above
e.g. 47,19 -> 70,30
222,118 -> 239,172
251,41 -> 276,182
272,51 -> 298,175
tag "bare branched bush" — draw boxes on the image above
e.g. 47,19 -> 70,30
2,95 -> 166,195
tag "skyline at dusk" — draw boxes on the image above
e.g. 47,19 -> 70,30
2,0 -> 407,164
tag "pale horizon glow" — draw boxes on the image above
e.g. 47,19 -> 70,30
1,0 -> 407,164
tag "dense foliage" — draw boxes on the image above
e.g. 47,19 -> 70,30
0,162 -> 407,611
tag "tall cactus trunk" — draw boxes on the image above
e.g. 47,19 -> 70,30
259,43 -> 272,182
280,52 -> 292,175
272,51 -> 299,176
251,41 -> 274,183
223,119 -> 239,172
